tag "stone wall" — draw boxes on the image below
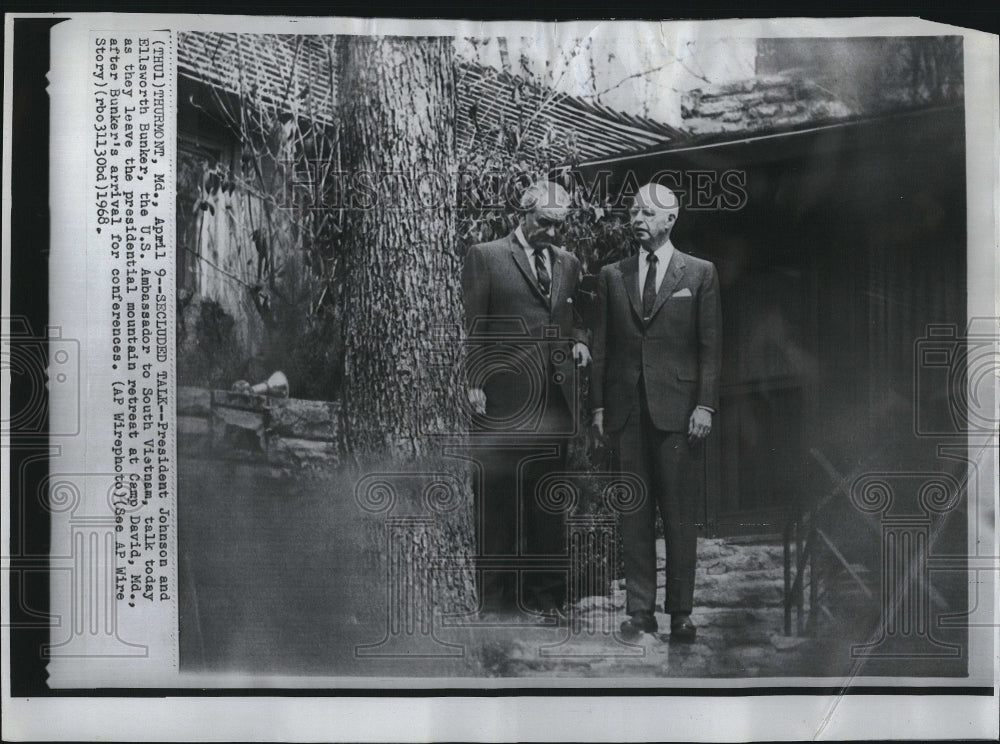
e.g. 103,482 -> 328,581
680,74 -> 853,136
682,36 -> 963,138
178,386 -> 341,469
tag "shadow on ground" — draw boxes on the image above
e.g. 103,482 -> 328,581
178,459 -> 967,680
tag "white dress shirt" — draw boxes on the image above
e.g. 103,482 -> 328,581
637,238 -> 674,296
515,225 -> 551,280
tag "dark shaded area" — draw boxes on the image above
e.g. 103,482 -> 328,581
758,37 -> 964,113
7,17 -> 63,698
581,105 -> 967,536
578,104 -> 969,674
175,68 -> 345,402
2,2 -> 997,28
178,456 -> 968,677
178,462 -> 378,674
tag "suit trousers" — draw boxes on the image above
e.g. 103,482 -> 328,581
615,385 -> 700,616
476,379 -> 572,612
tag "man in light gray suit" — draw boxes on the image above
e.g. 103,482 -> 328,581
591,183 -> 721,642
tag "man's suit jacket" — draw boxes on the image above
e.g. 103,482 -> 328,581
590,248 -> 721,433
462,231 -> 587,420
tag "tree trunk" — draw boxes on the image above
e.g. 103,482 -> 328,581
337,36 -> 475,613
337,36 -> 465,458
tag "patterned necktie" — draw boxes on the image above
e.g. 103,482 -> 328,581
533,247 -> 551,297
642,251 -> 658,319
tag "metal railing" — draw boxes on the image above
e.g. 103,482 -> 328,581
782,448 -> 878,636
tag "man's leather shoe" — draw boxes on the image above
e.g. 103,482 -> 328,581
670,614 -> 697,643
620,612 -> 658,640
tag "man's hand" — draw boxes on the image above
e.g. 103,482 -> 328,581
592,409 -> 604,437
468,387 -> 486,415
572,342 -> 591,367
688,406 -> 712,443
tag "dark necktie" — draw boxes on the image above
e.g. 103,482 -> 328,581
642,251 -> 658,319
533,247 -> 551,297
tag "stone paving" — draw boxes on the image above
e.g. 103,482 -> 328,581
181,457 -> 968,681
177,389 -> 845,678
439,537 -> 830,678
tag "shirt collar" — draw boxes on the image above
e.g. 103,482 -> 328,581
514,225 -> 531,251
515,225 -> 549,256
643,238 -> 674,264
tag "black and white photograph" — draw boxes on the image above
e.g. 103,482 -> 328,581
172,30 -> 980,679
3,12 -> 998,742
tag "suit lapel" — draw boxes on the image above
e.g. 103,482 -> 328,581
507,235 -> 548,305
621,254 -> 643,322
647,250 -> 686,322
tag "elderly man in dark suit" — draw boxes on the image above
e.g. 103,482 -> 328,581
462,181 -> 590,617
591,183 -> 721,642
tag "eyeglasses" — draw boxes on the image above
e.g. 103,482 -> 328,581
535,215 -> 565,228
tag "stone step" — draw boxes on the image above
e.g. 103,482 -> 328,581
268,398 -> 340,440
696,570 -> 785,608
647,538 -> 790,609
178,386 -> 211,417
693,538 -> 785,563
268,437 -> 340,468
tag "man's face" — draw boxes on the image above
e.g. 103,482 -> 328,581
629,192 -> 676,249
521,203 -> 568,249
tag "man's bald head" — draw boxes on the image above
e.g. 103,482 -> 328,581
634,183 -> 679,214
630,183 -> 679,249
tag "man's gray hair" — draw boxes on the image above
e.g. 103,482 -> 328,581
519,181 -> 572,212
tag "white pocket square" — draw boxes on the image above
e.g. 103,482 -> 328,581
671,288 -> 692,298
